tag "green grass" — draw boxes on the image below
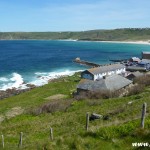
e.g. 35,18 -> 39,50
0,73 -> 150,150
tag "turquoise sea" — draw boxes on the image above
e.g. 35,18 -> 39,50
0,40 -> 150,90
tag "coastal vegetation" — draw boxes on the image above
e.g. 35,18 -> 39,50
0,73 -> 150,149
1,28 -> 150,41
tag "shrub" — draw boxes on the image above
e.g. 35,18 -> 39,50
75,90 -> 121,100
74,91 -> 88,100
134,74 -> 150,86
127,84 -> 144,96
30,99 -> 73,115
126,74 -> 150,96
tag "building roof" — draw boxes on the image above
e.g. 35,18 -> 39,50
130,57 -> 141,62
77,74 -> 132,91
139,62 -> 147,65
142,51 -> 150,54
126,66 -> 147,71
141,59 -> 150,64
83,64 -> 125,75
126,71 -> 143,80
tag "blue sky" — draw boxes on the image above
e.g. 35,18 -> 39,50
0,0 -> 150,31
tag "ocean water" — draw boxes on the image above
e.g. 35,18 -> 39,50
0,40 -> 150,90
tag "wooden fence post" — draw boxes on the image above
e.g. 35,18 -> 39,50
1,135 -> 4,148
86,112 -> 89,131
141,103 -> 147,129
18,132 -> 23,148
50,128 -> 53,140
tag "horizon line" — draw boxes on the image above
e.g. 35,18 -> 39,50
1,27 -> 150,33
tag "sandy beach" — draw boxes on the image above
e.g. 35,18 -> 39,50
99,40 -> 150,45
1,39 -> 150,45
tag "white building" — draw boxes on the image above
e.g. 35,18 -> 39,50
81,64 -> 126,81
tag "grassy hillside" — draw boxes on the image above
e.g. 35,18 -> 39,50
0,73 -> 150,149
0,28 -> 150,41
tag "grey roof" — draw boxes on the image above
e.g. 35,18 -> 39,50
77,74 -> 132,91
83,64 -> 125,75
142,51 -> 150,54
126,72 -> 143,80
126,66 -> 147,71
141,59 -> 150,64
77,79 -> 107,91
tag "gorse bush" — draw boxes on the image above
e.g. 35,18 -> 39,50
127,74 -> 150,96
127,84 -> 144,96
75,90 -> 121,100
30,99 -> 73,115
134,74 -> 150,86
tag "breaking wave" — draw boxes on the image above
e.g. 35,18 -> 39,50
0,69 -> 83,91
0,77 -> 9,82
0,73 -> 26,91
30,69 -> 83,86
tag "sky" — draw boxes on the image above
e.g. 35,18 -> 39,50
0,0 -> 150,32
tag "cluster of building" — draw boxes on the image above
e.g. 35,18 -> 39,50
76,52 -> 150,94
126,52 -> 150,72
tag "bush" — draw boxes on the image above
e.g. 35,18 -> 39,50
127,84 -> 144,96
134,74 -> 150,86
75,90 -> 121,100
30,99 -> 73,115
126,74 -> 150,96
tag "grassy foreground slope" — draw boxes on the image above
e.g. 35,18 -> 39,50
0,28 -> 150,41
0,73 -> 150,150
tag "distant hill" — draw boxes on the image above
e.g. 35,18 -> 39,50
0,28 -> 150,41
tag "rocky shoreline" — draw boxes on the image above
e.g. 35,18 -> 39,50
0,75 -> 71,100
0,84 -> 36,100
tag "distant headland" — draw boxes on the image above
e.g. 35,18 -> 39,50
0,28 -> 150,42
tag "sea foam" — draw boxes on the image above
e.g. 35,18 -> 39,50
0,70 -> 83,91
0,77 -> 9,82
10,73 -> 24,86
30,69 -> 82,86
0,73 -> 26,91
